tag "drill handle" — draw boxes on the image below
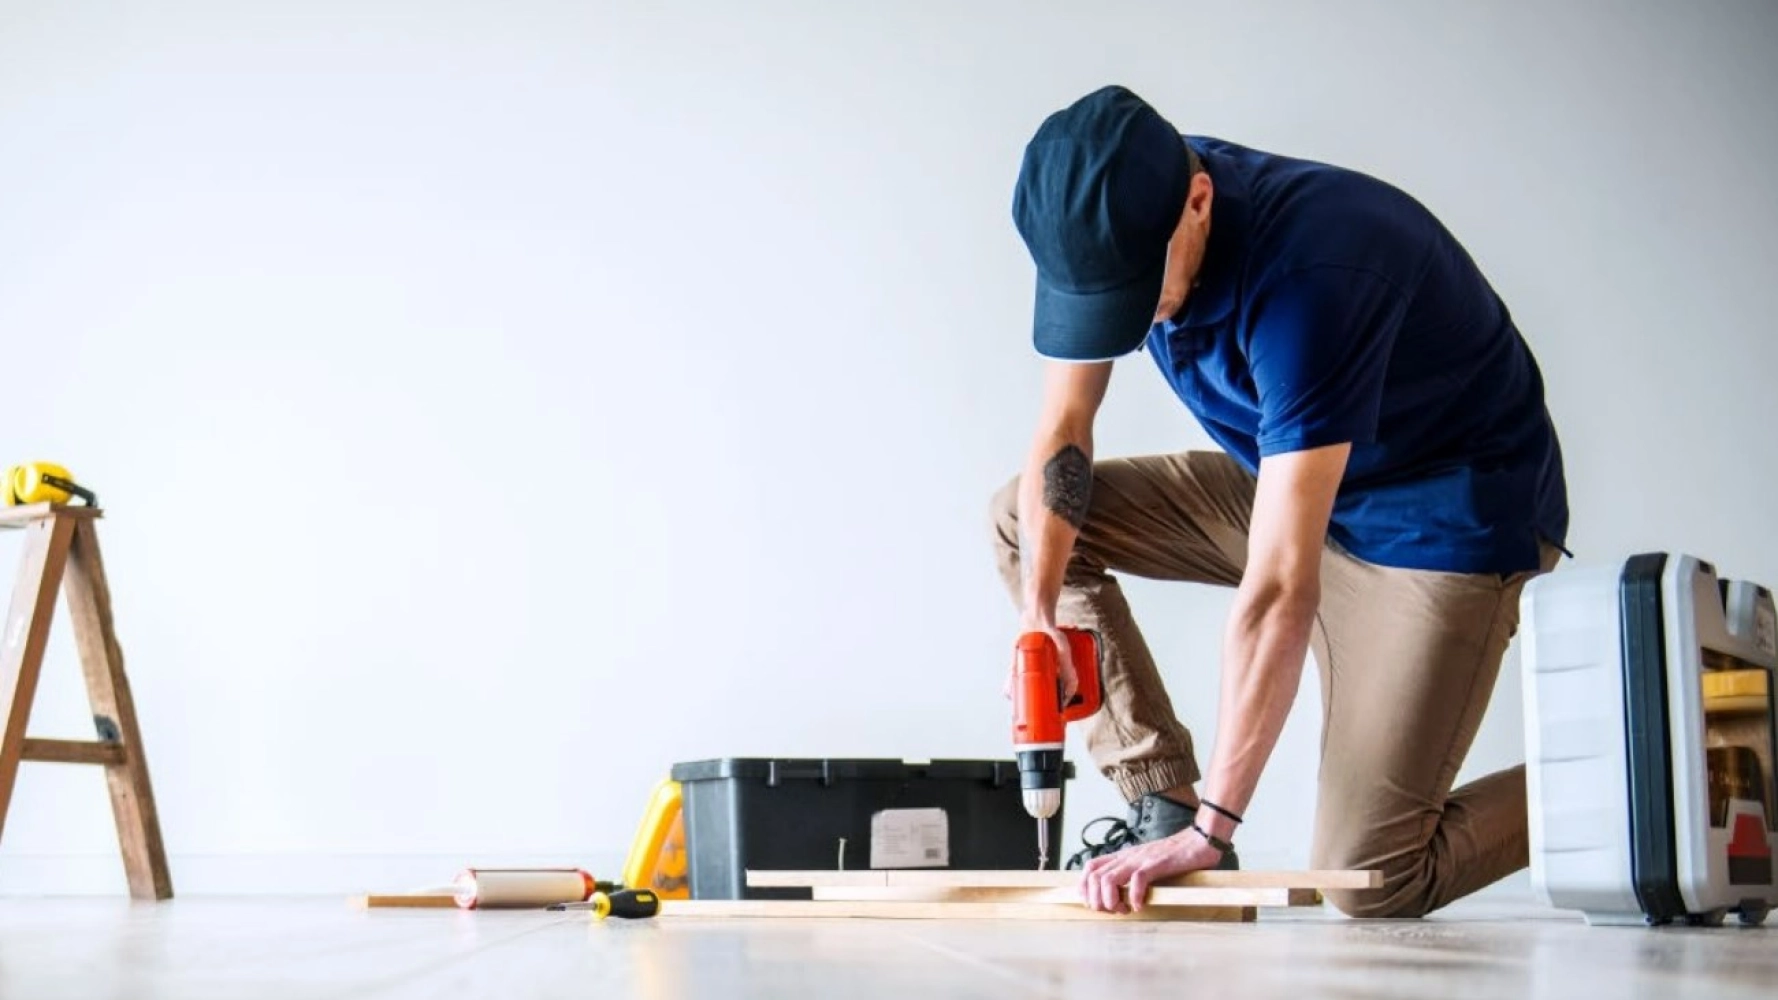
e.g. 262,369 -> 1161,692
1013,627 -> 1104,741
1057,627 -> 1103,721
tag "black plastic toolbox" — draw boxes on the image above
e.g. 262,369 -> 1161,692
670,757 -> 1078,900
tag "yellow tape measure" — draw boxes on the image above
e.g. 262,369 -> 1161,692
2,462 -> 97,507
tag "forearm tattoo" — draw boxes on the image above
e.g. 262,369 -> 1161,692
1042,444 -> 1093,529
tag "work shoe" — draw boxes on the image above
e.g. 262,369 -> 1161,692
1063,793 -> 1241,871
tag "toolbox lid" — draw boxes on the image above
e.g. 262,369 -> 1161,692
669,757 -> 1074,785
671,758 -> 909,783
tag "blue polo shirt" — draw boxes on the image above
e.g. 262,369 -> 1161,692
1146,137 -> 1569,575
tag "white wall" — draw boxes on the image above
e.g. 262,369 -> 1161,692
1,0 -> 1774,894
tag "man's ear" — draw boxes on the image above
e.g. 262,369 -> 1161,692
1186,170 -> 1213,223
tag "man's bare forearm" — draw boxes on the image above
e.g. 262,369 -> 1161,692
1196,576 -> 1319,830
1017,427 -> 1093,628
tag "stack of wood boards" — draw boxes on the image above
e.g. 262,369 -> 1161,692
657,868 -> 1382,922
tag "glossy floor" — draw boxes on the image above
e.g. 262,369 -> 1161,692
1,891 -> 1774,999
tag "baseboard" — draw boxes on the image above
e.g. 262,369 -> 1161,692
0,850 -> 1544,901
0,850 -> 630,897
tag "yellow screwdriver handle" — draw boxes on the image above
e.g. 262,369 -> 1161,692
591,888 -> 661,920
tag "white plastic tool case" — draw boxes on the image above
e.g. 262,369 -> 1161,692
1521,552 -> 1778,926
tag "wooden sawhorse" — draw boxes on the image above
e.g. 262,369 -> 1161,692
0,502 -> 171,899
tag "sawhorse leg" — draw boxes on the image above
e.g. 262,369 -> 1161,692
0,507 -> 172,900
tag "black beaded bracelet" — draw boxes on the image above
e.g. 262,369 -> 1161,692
1199,798 -> 1244,825
1191,822 -> 1235,856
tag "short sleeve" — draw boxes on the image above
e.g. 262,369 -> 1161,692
1243,266 -> 1405,457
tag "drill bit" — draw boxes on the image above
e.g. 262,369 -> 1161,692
1036,818 -> 1049,869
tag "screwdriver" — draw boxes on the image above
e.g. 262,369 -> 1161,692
549,887 -> 661,918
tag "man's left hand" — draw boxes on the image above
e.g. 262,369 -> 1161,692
1079,829 -> 1226,913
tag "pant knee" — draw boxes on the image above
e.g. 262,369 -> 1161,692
1323,882 -> 1434,920
1315,846 -> 1439,919
1313,834 -> 1435,919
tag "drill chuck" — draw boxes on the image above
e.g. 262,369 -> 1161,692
1016,747 -> 1065,819
1022,788 -> 1061,821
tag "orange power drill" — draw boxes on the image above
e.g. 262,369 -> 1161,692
1011,627 -> 1103,868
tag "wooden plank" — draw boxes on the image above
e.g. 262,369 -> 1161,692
61,518 -> 173,901
20,737 -> 126,766
352,892 -> 461,909
659,899 -> 1255,922
0,514 -> 77,841
748,868 -> 1381,891
0,504 -> 99,530
810,885 -> 1319,908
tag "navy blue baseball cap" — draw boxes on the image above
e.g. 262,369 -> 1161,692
1012,86 -> 1192,361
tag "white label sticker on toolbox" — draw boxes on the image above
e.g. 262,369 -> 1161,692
870,808 -> 949,868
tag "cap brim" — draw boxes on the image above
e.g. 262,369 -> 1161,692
1031,257 -> 1163,362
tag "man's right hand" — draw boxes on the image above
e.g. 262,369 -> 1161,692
1006,360 -> 1113,702
1005,621 -> 1079,705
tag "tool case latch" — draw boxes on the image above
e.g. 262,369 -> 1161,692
766,760 -> 834,786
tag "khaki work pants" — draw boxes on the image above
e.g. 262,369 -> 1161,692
990,451 -> 1560,918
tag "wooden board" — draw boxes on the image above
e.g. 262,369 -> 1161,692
353,892 -> 461,909
748,868 -> 1379,891
20,737 -> 126,766
659,898 -> 1254,922
810,885 -> 1319,907
0,504 -> 98,530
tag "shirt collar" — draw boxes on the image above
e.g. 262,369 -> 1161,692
1155,138 -> 1251,334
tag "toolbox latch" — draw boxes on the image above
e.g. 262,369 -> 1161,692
766,759 -> 834,786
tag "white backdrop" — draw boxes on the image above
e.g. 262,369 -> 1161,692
1,0 -> 1774,894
